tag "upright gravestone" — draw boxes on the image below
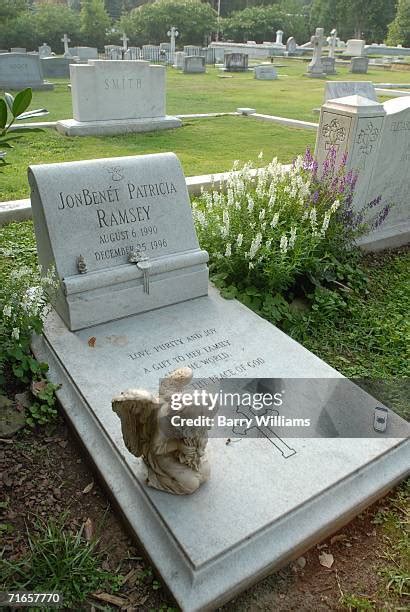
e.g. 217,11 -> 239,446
38,43 -> 52,58
362,97 -> 410,248
350,56 -> 369,74
315,95 -> 385,208
167,26 -> 178,64
328,28 -> 337,59
61,34 -> 71,58
173,51 -> 185,69
69,47 -> 98,61
41,57 -> 75,79
321,57 -> 336,75
325,81 -> 377,102
275,30 -> 284,46
183,45 -> 202,56
254,65 -> 278,80
345,39 -> 365,56
121,33 -> 129,52
29,151 -> 409,612
0,52 -> 54,90
224,53 -> 248,72
286,37 -> 297,54
316,94 -> 410,248
56,60 -> 181,136
183,55 -> 206,74
306,28 -> 326,78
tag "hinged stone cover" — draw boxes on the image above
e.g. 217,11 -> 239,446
29,153 -> 209,330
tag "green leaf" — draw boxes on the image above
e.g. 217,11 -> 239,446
4,93 -> 14,113
0,135 -> 23,145
12,89 -> 32,117
0,100 -> 7,130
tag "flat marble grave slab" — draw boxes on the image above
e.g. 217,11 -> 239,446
32,287 -> 409,612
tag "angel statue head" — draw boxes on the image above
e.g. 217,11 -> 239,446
112,367 -> 216,495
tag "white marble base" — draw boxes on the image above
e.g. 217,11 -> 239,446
55,116 -> 182,136
31,287 -> 409,611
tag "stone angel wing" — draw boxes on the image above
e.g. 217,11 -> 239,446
112,388 -> 160,459
111,368 -> 211,495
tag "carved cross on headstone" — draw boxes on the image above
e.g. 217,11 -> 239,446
328,28 -> 337,59
61,33 -> 71,58
121,33 -> 129,51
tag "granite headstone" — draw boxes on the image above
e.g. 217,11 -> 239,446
183,55 -> 206,74
254,65 -> 278,80
56,60 -> 181,136
0,52 -> 53,90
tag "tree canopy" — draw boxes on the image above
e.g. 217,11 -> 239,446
309,0 -> 396,42
387,0 -> 410,47
118,0 -> 218,46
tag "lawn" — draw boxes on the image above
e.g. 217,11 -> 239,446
1,59 -> 409,202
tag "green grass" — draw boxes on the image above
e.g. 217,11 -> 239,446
0,116 -> 315,201
288,248 -> 410,379
0,515 -> 122,608
2,59 -> 409,202
7,61 -> 410,123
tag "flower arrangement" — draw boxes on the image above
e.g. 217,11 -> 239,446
193,148 -> 390,296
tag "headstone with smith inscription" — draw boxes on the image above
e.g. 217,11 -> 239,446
56,60 -> 181,136
29,151 -> 409,612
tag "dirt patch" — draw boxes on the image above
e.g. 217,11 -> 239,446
1,415 -> 407,610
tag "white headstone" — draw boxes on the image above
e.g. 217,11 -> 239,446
286,37 -> 297,54
38,43 -> 52,58
121,33 -> 129,51
363,97 -> 410,247
61,34 -> 71,58
29,153 -> 208,330
325,81 -> 377,102
346,39 -> 365,56
321,57 -> 336,75
315,95 -> 386,231
56,60 -> 181,136
328,28 -> 337,59
0,52 -> 53,90
69,47 -> 98,61
254,65 -> 277,80
173,51 -> 185,69
275,30 -> 284,46
350,56 -> 369,74
307,28 -> 326,77
167,26 -> 179,64
183,55 -> 206,74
